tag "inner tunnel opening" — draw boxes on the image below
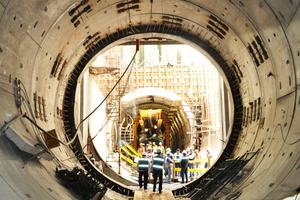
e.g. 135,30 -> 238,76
76,43 -> 229,184
62,24 -> 241,196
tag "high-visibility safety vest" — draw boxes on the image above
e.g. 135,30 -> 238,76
153,155 -> 164,171
139,158 -> 149,171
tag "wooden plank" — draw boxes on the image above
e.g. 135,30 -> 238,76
134,190 -> 175,200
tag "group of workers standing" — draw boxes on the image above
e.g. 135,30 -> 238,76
136,148 -> 164,193
136,142 -> 212,193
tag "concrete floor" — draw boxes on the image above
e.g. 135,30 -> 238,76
103,173 -> 201,199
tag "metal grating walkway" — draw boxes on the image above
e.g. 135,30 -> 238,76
186,150 -> 259,200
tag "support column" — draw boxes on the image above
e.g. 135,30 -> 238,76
164,121 -> 171,148
133,122 -> 139,149
218,75 -> 229,145
80,71 -> 90,154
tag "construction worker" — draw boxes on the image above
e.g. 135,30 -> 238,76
152,148 -> 164,194
138,143 -> 145,156
174,148 -> 181,177
194,149 -> 201,177
165,152 -> 173,183
147,146 -> 153,159
158,142 -> 165,156
163,148 -> 173,177
152,142 -> 158,151
166,148 -> 174,159
180,150 -> 189,183
137,152 -> 150,190
188,147 -> 195,179
186,147 -> 190,156
206,149 -> 212,168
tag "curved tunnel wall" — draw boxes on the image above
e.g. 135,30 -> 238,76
0,0 -> 299,200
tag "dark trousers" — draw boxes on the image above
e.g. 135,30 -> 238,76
181,167 -> 188,183
139,170 -> 148,189
153,170 -> 163,192
189,163 -> 194,177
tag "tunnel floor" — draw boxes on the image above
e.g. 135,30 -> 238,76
107,181 -> 190,200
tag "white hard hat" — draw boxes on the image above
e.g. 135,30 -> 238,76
148,147 -> 152,150
142,152 -> 147,156
166,148 -> 171,152
182,150 -> 187,155
190,146 -> 194,150
157,149 -> 162,154
186,147 -> 190,151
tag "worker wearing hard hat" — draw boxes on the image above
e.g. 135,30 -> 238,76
138,143 -> 145,156
174,148 -> 181,178
186,147 -> 190,156
165,148 -> 174,159
158,142 -> 165,157
147,146 -> 153,159
163,148 -> 174,177
137,152 -> 150,190
165,151 -> 173,183
152,142 -> 158,151
206,149 -> 212,168
206,148 -> 212,158
180,150 -> 189,183
188,147 -> 195,179
152,148 -> 164,193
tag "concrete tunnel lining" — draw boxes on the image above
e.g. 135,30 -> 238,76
0,0 -> 300,199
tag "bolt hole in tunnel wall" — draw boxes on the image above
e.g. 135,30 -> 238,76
1,0 -> 300,200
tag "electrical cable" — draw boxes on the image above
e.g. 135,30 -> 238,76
0,72 -> 10,79
19,82 -> 50,150
0,83 -> 47,148
0,74 -> 70,168
79,64 -> 135,156
23,114 -> 71,145
0,50 -> 140,167
20,80 -> 63,164
0,80 -> 16,88
20,99 -> 66,168
66,50 -> 138,146
277,124 -> 300,145
0,87 -> 16,96
2,50 -> 137,149
19,84 -> 71,169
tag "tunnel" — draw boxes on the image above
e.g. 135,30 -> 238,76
0,0 -> 300,199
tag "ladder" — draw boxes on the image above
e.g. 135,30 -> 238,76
121,127 -> 134,144
184,104 -> 202,150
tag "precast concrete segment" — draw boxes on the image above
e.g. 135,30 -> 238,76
0,0 -> 299,200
